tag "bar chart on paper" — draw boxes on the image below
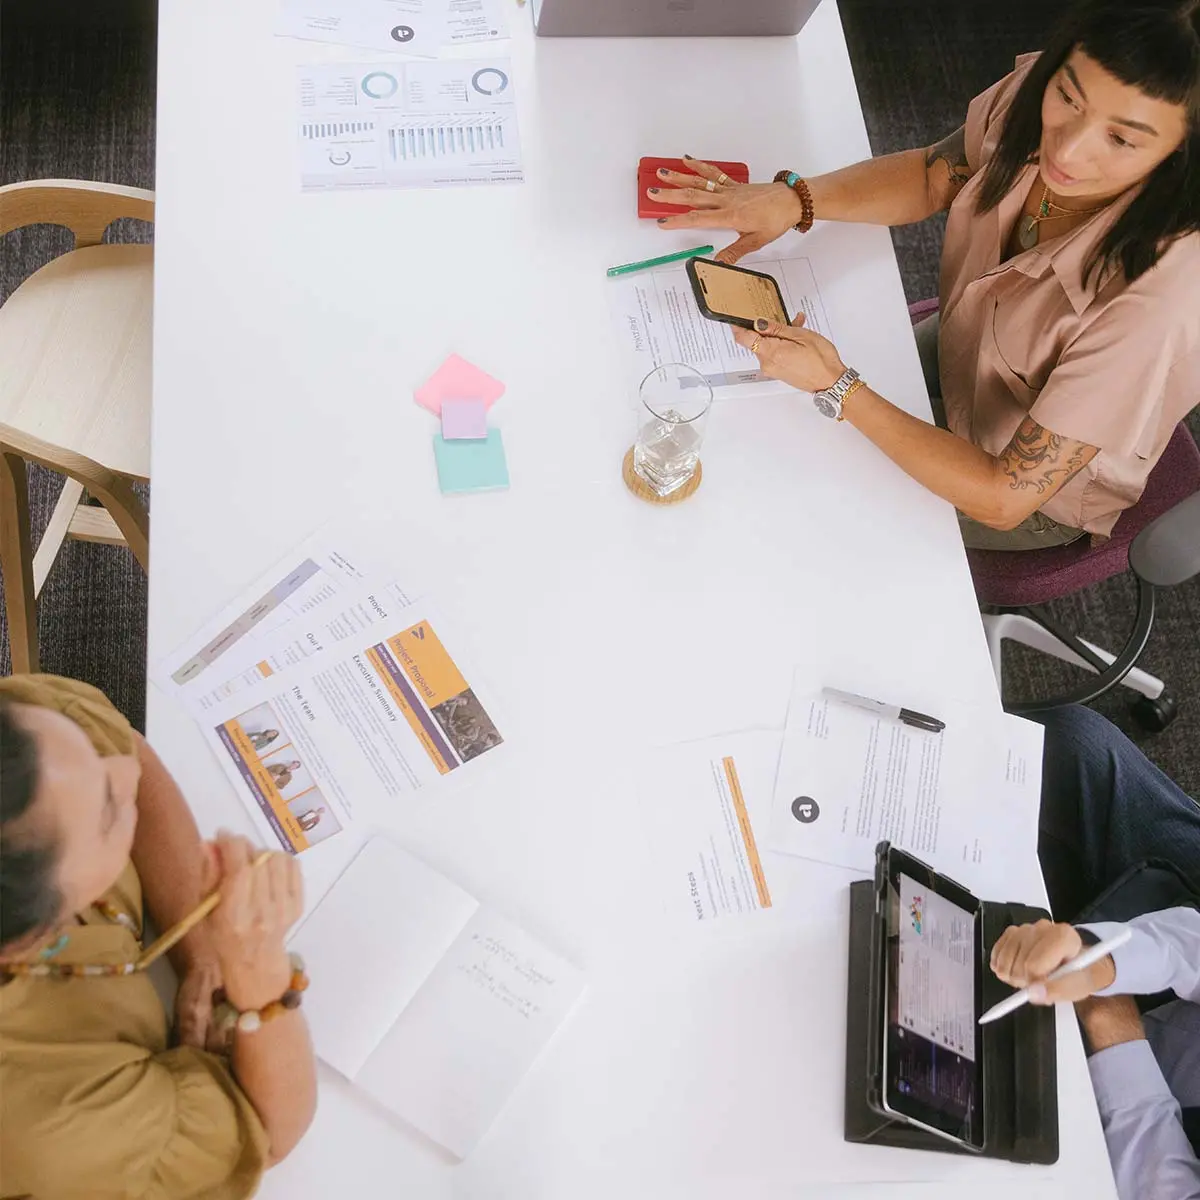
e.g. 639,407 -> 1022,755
302,121 -> 376,139
297,58 -> 525,191
386,117 -> 512,161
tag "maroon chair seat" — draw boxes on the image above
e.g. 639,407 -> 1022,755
967,423 -> 1200,608
907,296 -> 1200,725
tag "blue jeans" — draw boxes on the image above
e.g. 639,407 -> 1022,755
1034,706 -> 1200,920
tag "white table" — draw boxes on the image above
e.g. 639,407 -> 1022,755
149,2 -> 1117,1197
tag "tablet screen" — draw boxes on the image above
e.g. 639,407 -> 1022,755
882,858 -> 985,1148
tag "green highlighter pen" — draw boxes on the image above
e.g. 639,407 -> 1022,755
606,245 -> 715,278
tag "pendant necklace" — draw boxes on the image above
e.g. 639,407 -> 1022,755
1018,185 -> 1107,251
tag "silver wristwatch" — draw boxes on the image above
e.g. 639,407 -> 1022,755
812,367 -> 861,420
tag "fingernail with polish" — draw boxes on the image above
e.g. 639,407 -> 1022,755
658,167 -> 669,177
682,153 -> 693,160
755,318 -> 769,332
657,218 -> 667,224
649,187 -> 660,194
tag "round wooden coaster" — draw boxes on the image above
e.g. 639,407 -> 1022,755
622,447 -> 703,505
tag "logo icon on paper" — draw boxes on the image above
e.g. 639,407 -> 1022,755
390,24 -> 416,42
791,796 -> 820,824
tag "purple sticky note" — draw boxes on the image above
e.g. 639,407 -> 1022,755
440,397 -> 489,440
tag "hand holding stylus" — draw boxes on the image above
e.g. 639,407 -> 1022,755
984,920 -> 1132,1024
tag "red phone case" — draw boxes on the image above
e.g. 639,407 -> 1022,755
637,157 -> 750,218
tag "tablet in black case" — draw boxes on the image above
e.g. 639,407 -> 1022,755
844,843 -> 1060,1164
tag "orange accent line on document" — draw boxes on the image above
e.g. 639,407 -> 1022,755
723,755 -> 771,909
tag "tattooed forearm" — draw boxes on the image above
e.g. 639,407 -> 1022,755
999,419 -> 1098,496
925,125 -> 971,203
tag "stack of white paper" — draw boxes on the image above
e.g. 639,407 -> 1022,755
276,0 -> 521,192
767,676 -> 1044,897
154,523 -> 506,855
279,0 -> 509,55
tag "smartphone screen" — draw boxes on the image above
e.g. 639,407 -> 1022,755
689,259 -> 788,328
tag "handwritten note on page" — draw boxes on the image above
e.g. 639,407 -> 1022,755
355,908 -> 587,1157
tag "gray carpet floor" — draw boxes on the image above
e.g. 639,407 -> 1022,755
2,1 -> 1198,795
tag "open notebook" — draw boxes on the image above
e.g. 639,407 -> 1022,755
290,837 -> 586,1157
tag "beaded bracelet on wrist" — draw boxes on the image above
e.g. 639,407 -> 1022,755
773,170 -> 815,233
212,954 -> 309,1035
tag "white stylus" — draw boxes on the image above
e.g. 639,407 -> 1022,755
978,927 -> 1134,1025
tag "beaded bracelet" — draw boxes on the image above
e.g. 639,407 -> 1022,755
212,953 -> 309,1035
773,170 -> 815,233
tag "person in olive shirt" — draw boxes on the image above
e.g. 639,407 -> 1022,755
0,675 -> 317,1199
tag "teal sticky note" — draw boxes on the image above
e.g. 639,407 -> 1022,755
433,429 -> 509,494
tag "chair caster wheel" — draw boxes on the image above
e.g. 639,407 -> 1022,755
1131,691 -> 1179,732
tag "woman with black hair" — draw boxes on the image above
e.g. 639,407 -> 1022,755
0,675 -> 317,1198
651,0 -> 1200,550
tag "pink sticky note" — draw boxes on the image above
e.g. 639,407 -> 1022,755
441,397 -> 488,440
414,354 -> 505,416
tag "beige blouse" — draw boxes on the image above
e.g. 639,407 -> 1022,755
0,675 -> 268,1200
939,55 -> 1200,537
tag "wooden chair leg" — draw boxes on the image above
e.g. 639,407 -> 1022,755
0,449 -> 40,673
87,476 -> 149,572
32,477 -> 85,596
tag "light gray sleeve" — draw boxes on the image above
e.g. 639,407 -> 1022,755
1089,1040 -> 1200,1200
1080,907 -> 1200,1000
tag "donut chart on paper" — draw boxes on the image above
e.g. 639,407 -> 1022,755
470,67 -> 509,96
361,71 -> 399,100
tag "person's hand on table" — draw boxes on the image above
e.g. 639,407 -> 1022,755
649,156 -> 805,263
203,832 -> 304,1013
732,314 -> 847,393
990,919 -> 1117,1004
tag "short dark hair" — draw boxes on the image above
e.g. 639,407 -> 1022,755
0,701 -> 63,947
977,0 -> 1200,285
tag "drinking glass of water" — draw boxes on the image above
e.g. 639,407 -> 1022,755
632,363 -> 713,498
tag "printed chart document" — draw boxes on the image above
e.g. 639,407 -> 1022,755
291,837 -> 586,1157
768,680 -> 1043,893
151,525 -> 421,716
278,0 -> 450,57
638,731 -> 778,923
297,58 -> 523,191
199,599 -> 505,853
178,576 -> 420,716
607,254 -> 832,398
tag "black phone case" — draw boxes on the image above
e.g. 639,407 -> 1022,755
845,878 -> 1060,1164
684,257 -> 788,331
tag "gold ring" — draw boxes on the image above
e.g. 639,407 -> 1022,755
750,338 -> 762,354
717,172 -> 730,185
705,179 -> 717,192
